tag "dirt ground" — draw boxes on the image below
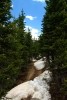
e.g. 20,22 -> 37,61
26,62 -> 43,80
17,61 -> 44,85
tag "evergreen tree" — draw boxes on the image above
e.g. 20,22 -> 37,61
0,1 -> 26,98
16,10 -> 27,67
42,0 -> 67,64
17,10 -> 25,44
0,1 -> 36,98
39,33 -> 46,57
0,0 -> 12,25
25,28 -> 32,62
32,39 -> 40,59
0,0 -> 15,97
41,0 -> 67,99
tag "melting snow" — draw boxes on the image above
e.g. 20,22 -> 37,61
3,58 -> 51,100
34,58 -> 45,70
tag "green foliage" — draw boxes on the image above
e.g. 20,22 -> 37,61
0,0 -> 12,25
32,40 -> 40,59
0,2 -> 34,98
40,0 -> 67,99
25,29 -> 32,62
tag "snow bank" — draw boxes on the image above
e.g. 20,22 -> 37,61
4,70 -> 51,100
34,58 -> 46,70
5,81 -> 34,100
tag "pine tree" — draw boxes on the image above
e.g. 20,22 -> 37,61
0,0 -> 15,97
41,0 -> 67,99
25,28 -> 32,62
0,0 -> 12,25
16,10 -> 27,67
0,1 -> 24,97
32,40 -> 39,59
0,2 -> 36,98
42,0 -> 67,65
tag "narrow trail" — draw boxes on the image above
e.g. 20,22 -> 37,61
26,62 -> 44,80
5,59 -> 51,100
17,61 -> 44,85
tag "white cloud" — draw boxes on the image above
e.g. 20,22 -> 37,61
25,26 -> 40,40
33,0 -> 45,3
26,16 -> 37,21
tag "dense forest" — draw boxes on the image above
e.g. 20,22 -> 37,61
0,0 -> 39,98
0,0 -> 67,100
39,0 -> 67,99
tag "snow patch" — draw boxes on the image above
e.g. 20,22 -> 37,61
3,58 -> 51,100
34,58 -> 46,70
4,70 -> 51,100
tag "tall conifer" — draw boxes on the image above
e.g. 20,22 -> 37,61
41,0 -> 67,99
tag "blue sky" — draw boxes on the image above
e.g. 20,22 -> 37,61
11,0 -> 46,39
